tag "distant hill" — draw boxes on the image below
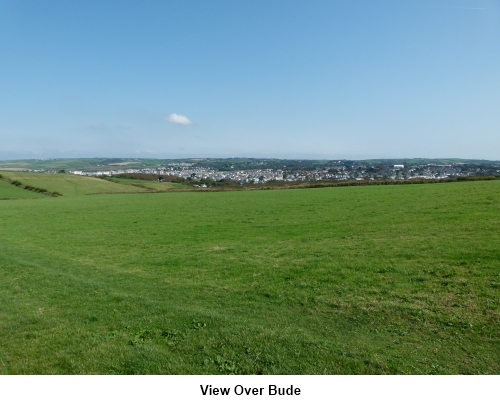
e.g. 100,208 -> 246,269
1,157 -> 499,172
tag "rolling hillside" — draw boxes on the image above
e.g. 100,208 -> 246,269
1,172 -> 150,197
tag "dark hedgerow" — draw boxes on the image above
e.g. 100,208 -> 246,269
7,179 -> 59,196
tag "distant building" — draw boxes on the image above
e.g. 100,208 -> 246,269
394,165 -> 404,169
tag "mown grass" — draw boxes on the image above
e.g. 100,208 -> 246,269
1,172 -> 148,196
0,181 -> 499,374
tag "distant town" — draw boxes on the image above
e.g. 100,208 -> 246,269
8,159 -> 499,186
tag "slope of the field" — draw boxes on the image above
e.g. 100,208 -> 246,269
0,179 -> 48,199
0,181 -> 499,374
1,172 -> 150,196
111,177 -> 193,190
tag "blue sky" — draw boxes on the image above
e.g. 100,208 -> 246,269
1,0 -> 499,160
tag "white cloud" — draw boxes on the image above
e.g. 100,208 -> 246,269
165,113 -> 194,125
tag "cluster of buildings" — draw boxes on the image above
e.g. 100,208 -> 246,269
64,163 -> 500,184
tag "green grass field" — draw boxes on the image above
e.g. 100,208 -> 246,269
1,172 -> 149,196
0,181 -> 499,374
0,179 -> 48,199
111,177 -> 193,191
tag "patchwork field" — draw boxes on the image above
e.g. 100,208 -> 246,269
0,181 -> 499,374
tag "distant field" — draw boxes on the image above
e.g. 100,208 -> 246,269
0,181 -> 499,374
108,162 -> 142,166
1,172 -> 149,197
111,177 -> 192,190
0,179 -> 47,199
0,158 -> 175,172
0,158 -> 149,171
0,168 -> 28,171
